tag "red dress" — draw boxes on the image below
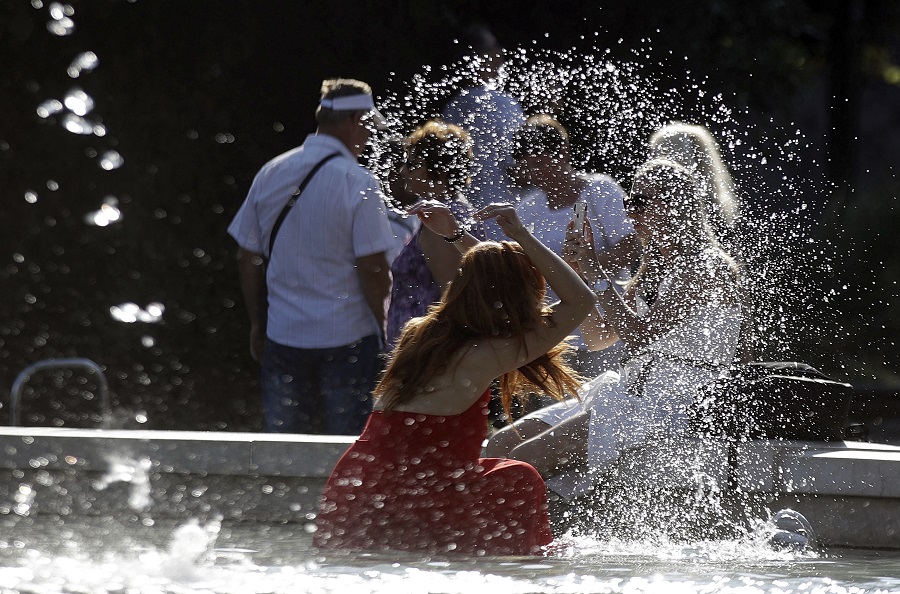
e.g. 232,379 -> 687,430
314,390 -> 553,555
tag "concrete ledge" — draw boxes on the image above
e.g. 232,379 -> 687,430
768,494 -> 900,549
2,428 -> 900,548
780,446 -> 900,498
0,428 -> 356,523
594,438 -> 900,548
0,428 -> 354,478
616,439 -> 731,486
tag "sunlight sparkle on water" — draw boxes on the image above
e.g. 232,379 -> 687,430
109,301 -> 165,324
36,99 -> 63,118
46,16 -> 74,36
62,113 -> 95,135
8,22 -> 861,591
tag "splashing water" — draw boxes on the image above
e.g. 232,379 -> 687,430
45,2 -> 75,36
11,12 -> 867,590
93,455 -> 153,511
376,46 -> 835,363
84,195 -> 123,226
98,150 -> 124,171
0,517 -> 895,594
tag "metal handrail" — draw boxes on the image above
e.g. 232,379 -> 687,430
9,358 -> 110,428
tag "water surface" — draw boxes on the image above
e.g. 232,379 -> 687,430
1,516 -> 898,593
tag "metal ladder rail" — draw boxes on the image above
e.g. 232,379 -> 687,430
9,358 -> 110,428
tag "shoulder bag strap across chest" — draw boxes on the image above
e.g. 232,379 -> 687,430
266,152 -> 341,262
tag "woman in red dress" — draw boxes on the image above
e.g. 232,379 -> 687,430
314,201 -> 594,556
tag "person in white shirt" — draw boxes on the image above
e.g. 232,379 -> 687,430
511,114 -> 639,376
228,78 -> 395,435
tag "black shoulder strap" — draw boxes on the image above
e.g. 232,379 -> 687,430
266,152 -> 341,261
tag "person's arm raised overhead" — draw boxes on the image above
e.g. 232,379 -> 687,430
408,200 -> 481,254
475,202 -> 594,372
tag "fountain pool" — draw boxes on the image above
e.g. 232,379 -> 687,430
9,5 -> 895,591
1,428 -> 899,593
2,513 -> 900,593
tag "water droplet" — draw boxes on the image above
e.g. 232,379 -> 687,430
63,87 -> 94,116
61,113 -> 94,135
46,17 -> 74,36
85,196 -> 122,227
67,51 -> 98,78
99,150 -> 123,170
36,99 -> 63,118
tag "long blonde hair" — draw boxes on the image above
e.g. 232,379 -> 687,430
649,123 -> 739,232
375,241 -> 581,418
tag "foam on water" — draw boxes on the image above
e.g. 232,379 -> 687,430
0,519 -> 897,594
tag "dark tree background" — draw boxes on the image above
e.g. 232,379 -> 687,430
0,0 -> 898,431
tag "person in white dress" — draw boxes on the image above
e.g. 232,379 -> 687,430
485,158 -> 742,500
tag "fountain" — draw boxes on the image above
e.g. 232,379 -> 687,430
2,3 -> 900,593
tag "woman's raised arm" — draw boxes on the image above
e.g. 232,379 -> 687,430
475,203 -> 594,371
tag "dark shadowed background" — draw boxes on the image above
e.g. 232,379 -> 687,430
1,0 -> 898,431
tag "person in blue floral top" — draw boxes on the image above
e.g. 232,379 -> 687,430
386,120 -> 486,345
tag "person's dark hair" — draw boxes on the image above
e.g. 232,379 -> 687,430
315,78 -> 372,127
375,241 -> 581,419
512,114 -> 569,161
451,24 -> 505,86
460,23 -> 500,55
406,119 -> 473,195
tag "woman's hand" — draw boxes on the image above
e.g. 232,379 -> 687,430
562,218 -> 602,283
407,200 -> 462,238
475,203 -> 528,241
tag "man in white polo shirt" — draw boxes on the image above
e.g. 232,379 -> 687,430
228,78 -> 395,434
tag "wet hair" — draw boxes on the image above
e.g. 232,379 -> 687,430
375,241 -> 581,418
512,114 -> 569,161
648,123 -> 739,231
405,119 -> 474,195
315,78 -> 372,127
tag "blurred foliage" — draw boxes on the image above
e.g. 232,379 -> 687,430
0,0 -> 897,431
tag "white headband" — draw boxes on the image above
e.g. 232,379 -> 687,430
319,93 -> 376,111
